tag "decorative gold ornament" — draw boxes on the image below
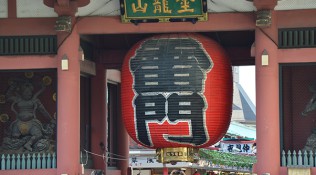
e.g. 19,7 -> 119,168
53,93 -> 57,102
0,114 -> 9,123
42,76 -> 52,86
156,147 -> 199,163
25,72 -> 34,79
0,94 -> 5,104
19,122 -> 29,135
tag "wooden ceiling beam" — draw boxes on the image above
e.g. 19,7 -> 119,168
95,46 -> 254,68
77,13 -> 255,34
226,47 -> 254,66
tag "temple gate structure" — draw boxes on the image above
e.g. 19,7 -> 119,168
0,0 -> 316,175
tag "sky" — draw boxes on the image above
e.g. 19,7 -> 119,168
239,66 -> 256,105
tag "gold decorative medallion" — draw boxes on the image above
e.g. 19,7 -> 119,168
0,94 -> 5,104
0,114 -> 9,123
25,72 -> 34,79
43,76 -> 52,86
53,92 -> 57,102
19,122 -> 29,135
156,147 -> 199,163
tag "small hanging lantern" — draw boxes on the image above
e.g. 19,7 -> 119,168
121,33 -> 233,163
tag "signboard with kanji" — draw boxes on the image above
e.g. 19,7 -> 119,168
120,0 -> 208,24
220,141 -> 256,154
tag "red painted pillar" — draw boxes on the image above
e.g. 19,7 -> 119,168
91,64 -> 107,170
56,25 -> 81,175
117,87 -> 129,175
254,11 -> 280,175
163,167 -> 168,175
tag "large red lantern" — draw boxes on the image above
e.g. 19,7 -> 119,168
121,33 -> 232,162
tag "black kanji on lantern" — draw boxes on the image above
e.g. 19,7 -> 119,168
130,38 -> 212,93
130,38 -> 213,147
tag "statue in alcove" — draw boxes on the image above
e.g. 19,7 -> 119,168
302,82 -> 316,152
0,78 -> 56,153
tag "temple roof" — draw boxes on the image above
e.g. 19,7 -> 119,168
1,0 -> 316,18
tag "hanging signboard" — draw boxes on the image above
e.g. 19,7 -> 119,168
120,0 -> 208,24
220,141 -> 256,154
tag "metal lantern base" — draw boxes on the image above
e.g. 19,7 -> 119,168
156,147 -> 199,164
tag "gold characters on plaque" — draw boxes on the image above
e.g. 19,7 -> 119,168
131,0 -> 196,14
153,0 -> 172,14
156,147 -> 199,163
176,0 -> 195,13
132,0 -> 148,13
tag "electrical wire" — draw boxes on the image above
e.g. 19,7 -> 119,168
257,27 -> 278,47
106,151 -> 127,158
56,16 -> 81,50
82,148 -> 129,161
